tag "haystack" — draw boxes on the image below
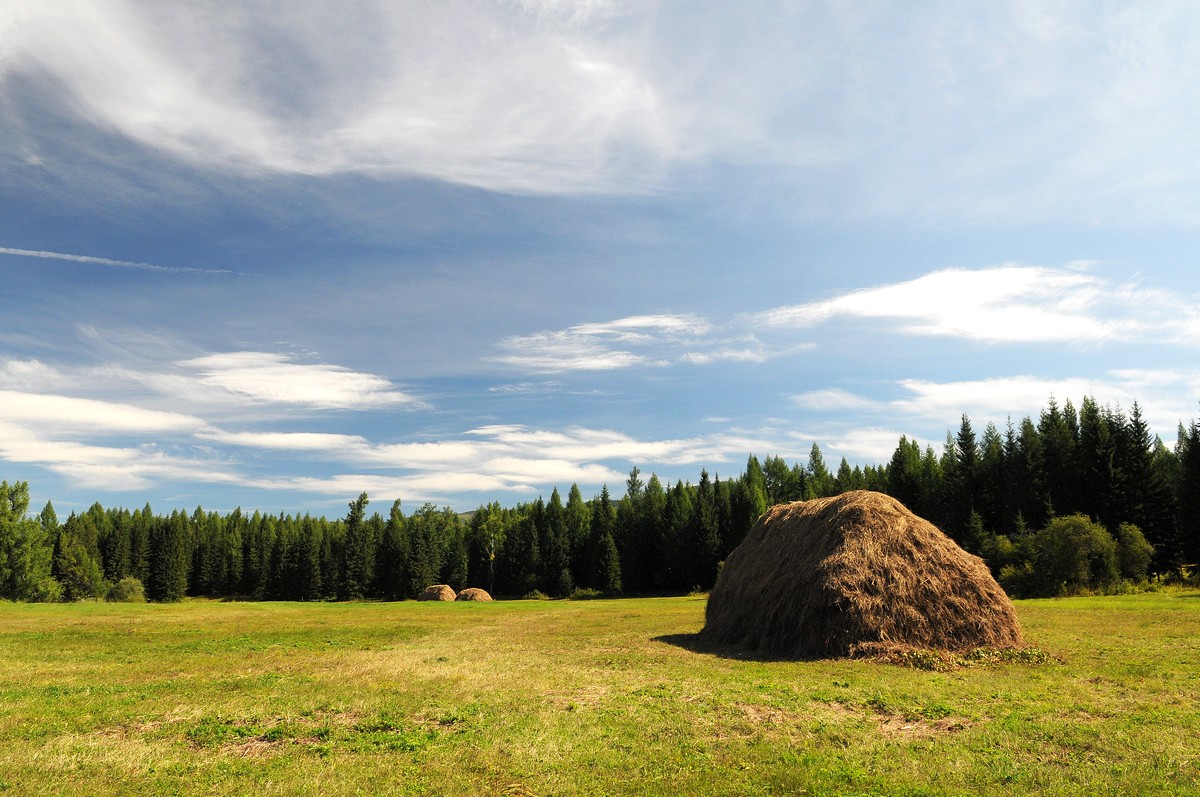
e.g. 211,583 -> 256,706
417,584 -> 456,601
700,491 -> 1024,658
455,587 -> 493,602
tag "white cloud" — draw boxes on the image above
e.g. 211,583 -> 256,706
7,2 -> 1200,220
0,0 -> 676,194
493,313 -> 709,372
791,389 -> 881,412
569,314 -> 712,341
788,370 -> 1200,463
180,352 -> 422,409
824,427 -> 911,463
892,371 -> 1200,442
760,264 -> 1198,345
0,389 -> 206,434
493,330 -> 648,372
0,420 -> 238,491
494,313 -> 768,373
680,347 -> 769,366
0,359 -> 66,391
892,375 -> 1111,422
196,430 -> 368,452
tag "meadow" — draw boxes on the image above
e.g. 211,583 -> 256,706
0,592 -> 1197,796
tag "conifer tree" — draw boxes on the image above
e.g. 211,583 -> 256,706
542,488 -> 573,596
806,444 -> 836,498
150,511 -> 190,602
340,493 -> 373,600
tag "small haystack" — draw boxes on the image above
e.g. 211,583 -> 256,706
417,584 -> 456,602
455,587 -> 493,602
700,490 -> 1024,658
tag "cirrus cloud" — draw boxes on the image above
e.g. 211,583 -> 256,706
180,352 -> 424,409
759,264 -> 1199,345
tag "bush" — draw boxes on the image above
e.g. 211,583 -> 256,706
1032,515 -> 1118,596
1115,523 -> 1154,581
27,577 -> 62,603
568,588 -> 603,600
107,576 -> 146,603
998,561 -> 1037,598
521,589 -> 550,601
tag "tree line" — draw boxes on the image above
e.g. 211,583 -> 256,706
2,396 -> 1198,603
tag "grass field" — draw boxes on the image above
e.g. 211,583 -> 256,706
0,591 -> 1198,796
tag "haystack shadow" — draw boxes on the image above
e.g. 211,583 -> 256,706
652,632 -> 818,662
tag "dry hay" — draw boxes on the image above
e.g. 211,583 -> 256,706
417,584 -> 456,602
455,587 -> 493,602
700,490 -> 1024,659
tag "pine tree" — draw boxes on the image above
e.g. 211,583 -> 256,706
563,484 -> 591,589
150,511 -> 190,602
378,499 -> 408,599
637,475 -> 666,591
692,470 -> 721,590
1040,397 -> 1079,516
806,444 -> 836,498
0,484 -> 57,601
1012,417 -> 1050,529
130,503 -> 153,586
888,436 -> 923,512
661,481 -> 693,592
977,422 -> 1007,534
340,493 -> 374,600
586,486 -> 617,591
407,504 -> 444,597
1177,420 -> 1200,566
542,488 -> 573,596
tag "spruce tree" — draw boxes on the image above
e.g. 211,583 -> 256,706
340,493 -> 373,600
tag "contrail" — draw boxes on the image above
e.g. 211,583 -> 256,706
0,246 -> 236,275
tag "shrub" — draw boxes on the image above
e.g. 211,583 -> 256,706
521,589 -> 550,601
27,578 -> 63,603
1115,523 -> 1154,581
998,561 -> 1037,598
107,576 -> 146,603
1032,515 -> 1118,596
568,587 -> 603,600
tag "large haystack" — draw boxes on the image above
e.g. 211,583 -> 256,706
455,587 -> 493,602
700,491 -> 1024,658
417,584 -> 456,601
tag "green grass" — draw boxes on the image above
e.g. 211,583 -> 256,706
0,591 -> 1198,796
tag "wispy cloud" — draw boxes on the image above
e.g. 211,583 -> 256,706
0,389 -> 206,434
8,3 -> 1200,219
760,264 -> 1198,345
791,389 -> 882,412
0,0 -> 676,195
0,246 -> 233,275
789,370 -> 1200,462
180,352 -> 424,410
493,313 -> 769,373
493,330 -> 651,372
1,351 -> 425,413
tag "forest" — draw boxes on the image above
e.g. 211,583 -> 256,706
2,396 -> 1198,604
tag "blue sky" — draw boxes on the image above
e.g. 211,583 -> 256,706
3,1 -> 1199,516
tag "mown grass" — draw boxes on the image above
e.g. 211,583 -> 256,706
0,591 -> 1197,796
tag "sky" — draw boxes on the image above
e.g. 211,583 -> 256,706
3,0 -> 1200,517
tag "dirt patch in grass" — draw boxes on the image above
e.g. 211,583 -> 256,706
821,700 -> 977,738
222,737 -> 284,757
547,685 -> 610,711
875,713 -> 974,738
738,703 -> 802,726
